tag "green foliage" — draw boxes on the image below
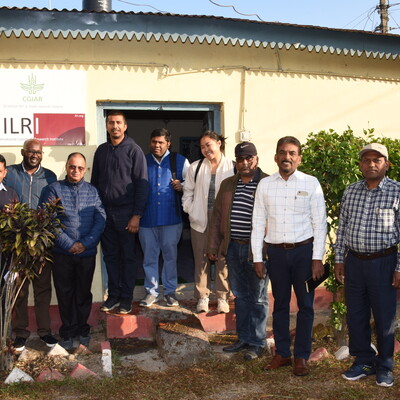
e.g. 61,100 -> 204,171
0,199 -> 63,370
0,200 -> 63,279
299,127 -> 400,335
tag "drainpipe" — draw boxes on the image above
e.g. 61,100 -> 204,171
82,0 -> 112,12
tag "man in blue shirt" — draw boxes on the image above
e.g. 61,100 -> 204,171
139,128 -> 189,307
335,143 -> 400,388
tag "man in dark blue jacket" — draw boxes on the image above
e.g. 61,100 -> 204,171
5,139 -> 57,351
41,152 -> 106,350
91,111 -> 148,314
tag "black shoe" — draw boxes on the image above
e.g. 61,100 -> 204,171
79,335 -> 90,347
100,297 -> 120,312
223,340 -> 249,353
59,337 -> 73,351
13,336 -> 26,351
165,294 -> 179,307
118,299 -> 132,314
40,334 -> 58,347
244,346 -> 264,361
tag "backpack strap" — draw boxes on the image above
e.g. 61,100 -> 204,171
194,158 -> 204,183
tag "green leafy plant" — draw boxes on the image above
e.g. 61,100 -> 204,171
0,199 -> 63,370
300,128 -> 400,344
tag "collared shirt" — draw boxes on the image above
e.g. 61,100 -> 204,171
0,182 -> 7,191
151,149 -> 189,179
230,177 -> 258,240
251,170 -> 327,262
334,176 -> 400,272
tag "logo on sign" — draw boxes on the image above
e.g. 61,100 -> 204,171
21,74 -> 44,102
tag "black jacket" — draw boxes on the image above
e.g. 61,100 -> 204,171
91,134 -> 148,216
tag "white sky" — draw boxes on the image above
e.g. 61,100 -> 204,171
2,0 -> 400,33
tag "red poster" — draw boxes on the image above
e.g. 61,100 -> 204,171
34,113 -> 85,146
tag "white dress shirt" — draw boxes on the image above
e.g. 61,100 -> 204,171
251,170 -> 327,262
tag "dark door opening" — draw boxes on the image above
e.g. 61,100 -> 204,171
99,104 -> 221,286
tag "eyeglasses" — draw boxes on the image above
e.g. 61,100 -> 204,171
68,166 -> 85,172
236,155 -> 255,163
25,150 -> 43,156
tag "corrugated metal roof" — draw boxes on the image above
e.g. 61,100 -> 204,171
1,7 -> 400,60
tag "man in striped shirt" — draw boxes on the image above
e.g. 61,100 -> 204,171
335,143 -> 400,388
207,142 -> 269,360
251,136 -> 327,376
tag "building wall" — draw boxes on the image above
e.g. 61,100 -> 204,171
1,32 -> 400,302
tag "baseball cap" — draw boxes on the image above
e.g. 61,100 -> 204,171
359,143 -> 388,159
235,142 -> 257,157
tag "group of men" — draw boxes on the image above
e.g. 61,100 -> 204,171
207,137 -> 399,388
0,112 -> 398,387
0,111 -> 190,351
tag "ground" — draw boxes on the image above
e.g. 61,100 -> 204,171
0,331 -> 399,400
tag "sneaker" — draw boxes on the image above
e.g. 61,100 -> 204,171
223,340 -> 249,353
139,294 -> 160,307
118,299 -> 132,314
342,363 -> 376,381
59,337 -> 73,351
196,297 -> 209,313
165,294 -> 179,307
376,368 -> 394,387
100,297 -> 120,312
217,298 -> 230,314
40,334 -> 58,347
79,335 -> 90,347
13,336 -> 26,351
244,346 -> 264,361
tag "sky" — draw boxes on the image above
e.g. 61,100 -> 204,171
2,0 -> 400,33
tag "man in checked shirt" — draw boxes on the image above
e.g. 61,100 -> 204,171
335,143 -> 400,388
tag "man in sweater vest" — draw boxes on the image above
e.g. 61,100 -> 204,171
139,128 -> 189,307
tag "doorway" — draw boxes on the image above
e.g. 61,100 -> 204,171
96,102 -> 221,286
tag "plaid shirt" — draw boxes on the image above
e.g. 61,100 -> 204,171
335,176 -> 400,272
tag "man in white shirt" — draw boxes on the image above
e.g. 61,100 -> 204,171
251,136 -> 327,376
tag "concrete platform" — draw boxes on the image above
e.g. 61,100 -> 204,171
23,283 -> 398,340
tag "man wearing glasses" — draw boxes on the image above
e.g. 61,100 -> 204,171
5,139 -> 57,351
40,153 -> 105,350
207,142 -> 269,360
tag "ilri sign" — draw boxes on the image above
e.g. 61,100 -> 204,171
0,69 -> 86,146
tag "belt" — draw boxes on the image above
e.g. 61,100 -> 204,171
232,239 -> 250,245
348,246 -> 397,260
267,237 -> 314,249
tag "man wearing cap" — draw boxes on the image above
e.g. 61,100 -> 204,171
251,136 -> 327,376
335,143 -> 400,388
207,142 -> 269,360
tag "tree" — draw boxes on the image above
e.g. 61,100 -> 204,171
0,200 -> 62,370
300,127 -> 400,343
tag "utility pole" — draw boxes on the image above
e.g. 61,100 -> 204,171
376,0 -> 389,33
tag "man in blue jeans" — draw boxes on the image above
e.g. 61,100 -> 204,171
138,128 -> 189,307
207,142 -> 269,360
335,143 -> 400,388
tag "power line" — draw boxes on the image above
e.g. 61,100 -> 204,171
208,0 -> 265,22
342,6 -> 377,29
116,0 -> 167,13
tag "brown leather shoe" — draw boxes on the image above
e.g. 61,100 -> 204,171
293,358 -> 309,376
263,354 -> 292,370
